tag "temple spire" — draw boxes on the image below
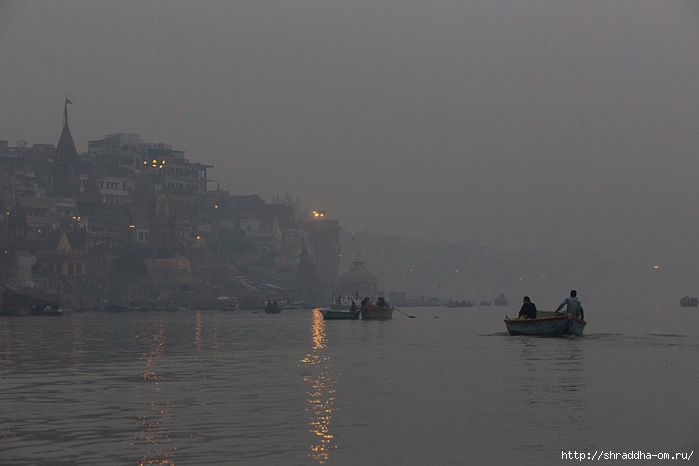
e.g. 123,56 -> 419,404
63,96 -> 73,129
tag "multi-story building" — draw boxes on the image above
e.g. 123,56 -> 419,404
303,210 -> 340,288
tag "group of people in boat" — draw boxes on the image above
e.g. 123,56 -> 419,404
359,296 -> 390,309
517,290 -> 585,320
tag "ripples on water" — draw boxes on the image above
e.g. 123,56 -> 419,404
1,307 -> 698,465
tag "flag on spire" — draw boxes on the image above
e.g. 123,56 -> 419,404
65,97 -> 73,105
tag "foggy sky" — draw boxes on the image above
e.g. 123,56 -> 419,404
2,0 -> 699,270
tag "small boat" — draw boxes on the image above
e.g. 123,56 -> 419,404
360,303 -> 393,320
503,314 -> 586,336
680,296 -> 698,307
320,308 -> 360,320
494,294 -> 508,306
446,300 -> 474,308
264,301 -> 282,314
217,296 -> 239,311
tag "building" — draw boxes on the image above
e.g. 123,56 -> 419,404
303,210 -> 340,287
337,259 -> 378,299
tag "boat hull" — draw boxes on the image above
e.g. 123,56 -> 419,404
360,304 -> 393,320
504,315 -> 586,336
320,309 -> 359,320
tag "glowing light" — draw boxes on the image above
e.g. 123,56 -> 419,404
303,310 -> 337,463
653,265 -> 660,269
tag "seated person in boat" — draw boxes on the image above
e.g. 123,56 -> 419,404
350,300 -> 358,313
518,296 -> 537,319
555,290 -> 584,319
360,297 -> 373,308
376,296 -> 389,308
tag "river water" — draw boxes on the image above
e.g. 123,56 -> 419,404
1,304 -> 697,465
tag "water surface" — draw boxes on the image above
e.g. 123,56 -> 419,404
1,306 -> 697,465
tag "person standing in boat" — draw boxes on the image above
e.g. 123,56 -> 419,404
518,296 -> 537,319
555,290 -> 584,319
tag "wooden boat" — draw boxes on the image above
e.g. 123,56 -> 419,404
504,314 -> 586,336
360,303 -> 393,320
320,308 -> 359,320
680,296 -> 698,307
494,294 -> 508,306
264,301 -> 282,314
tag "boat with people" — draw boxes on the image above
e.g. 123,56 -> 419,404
264,300 -> 282,314
503,312 -> 586,336
494,294 -> 508,306
680,296 -> 698,307
360,296 -> 393,320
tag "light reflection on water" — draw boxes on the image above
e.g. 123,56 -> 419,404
301,309 -> 336,464
132,317 -> 174,466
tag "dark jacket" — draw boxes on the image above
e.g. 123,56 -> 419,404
518,302 -> 537,319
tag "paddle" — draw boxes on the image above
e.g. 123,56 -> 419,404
394,307 -> 416,318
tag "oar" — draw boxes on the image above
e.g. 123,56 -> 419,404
394,307 -> 416,318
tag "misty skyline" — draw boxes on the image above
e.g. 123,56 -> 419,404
2,0 -> 699,273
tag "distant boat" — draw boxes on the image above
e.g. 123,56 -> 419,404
494,294 -> 508,306
217,296 -> 239,311
480,301 -> 492,306
264,301 -> 282,314
446,300 -> 474,308
504,314 -> 586,336
320,308 -> 360,320
680,296 -> 698,307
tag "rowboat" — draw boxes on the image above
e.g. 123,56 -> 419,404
503,314 -> 586,336
320,308 -> 359,320
360,303 -> 393,320
264,301 -> 282,314
680,296 -> 698,307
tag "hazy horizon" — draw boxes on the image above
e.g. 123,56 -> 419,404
2,0 -> 699,276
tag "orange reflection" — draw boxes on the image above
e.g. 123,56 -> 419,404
302,309 -> 337,464
132,318 -> 174,465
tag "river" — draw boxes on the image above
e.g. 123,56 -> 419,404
1,304 -> 697,465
